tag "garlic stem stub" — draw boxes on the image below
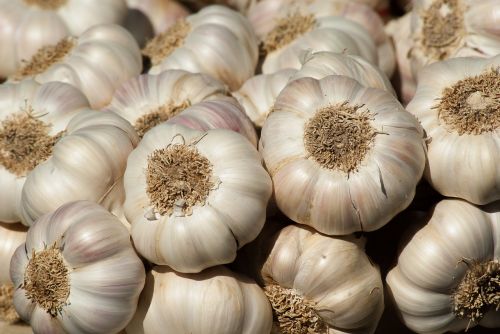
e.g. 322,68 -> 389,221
387,199 -> 500,333
9,201 -> 146,334
124,124 -> 272,273
260,75 -> 426,235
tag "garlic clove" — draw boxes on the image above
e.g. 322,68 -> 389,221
30,305 -> 65,334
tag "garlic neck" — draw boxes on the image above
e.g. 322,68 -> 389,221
263,13 -> 316,54
142,20 -> 190,65
134,101 -> 191,139
24,0 -> 67,10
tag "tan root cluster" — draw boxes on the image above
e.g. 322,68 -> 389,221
142,20 -> 191,65
263,13 -> 316,54
134,101 -> 191,138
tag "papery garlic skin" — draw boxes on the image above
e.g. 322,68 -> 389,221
126,0 -> 189,34
387,199 -> 500,333
232,69 -> 297,128
260,76 -> 426,235
10,201 -> 145,334
406,56 -> 500,205
124,124 -> 272,273
0,80 -> 90,223
0,0 -> 127,78
260,225 -> 384,334
127,266 -> 272,334
147,5 -> 258,91
10,24 -> 142,109
409,0 -> 500,77
0,223 -> 27,284
20,109 -> 139,226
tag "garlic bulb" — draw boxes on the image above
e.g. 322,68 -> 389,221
127,265 -> 272,334
262,15 -> 378,75
126,0 -> 189,34
387,199 -> 500,333
124,124 -> 272,272
0,80 -> 90,224
9,24 -> 142,109
144,5 -> 258,90
406,56 -> 500,205
0,0 -> 127,79
10,201 -> 145,334
20,109 -> 139,226
232,69 -> 297,128
258,225 -> 384,334
260,76 -> 426,235
409,0 -> 500,78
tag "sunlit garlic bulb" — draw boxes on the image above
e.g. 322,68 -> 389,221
124,124 -> 272,272
143,5 -> 258,90
387,199 -> 500,333
20,109 -> 139,226
255,225 -> 384,334
0,80 -> 90,224
260,76 -> 426,235
9,24 -> 142,108
409,0 -> 500,78
127,265 -> 273,334
0,0 -> 127,79
406,55 -> 500,205
10,201 -> 145,334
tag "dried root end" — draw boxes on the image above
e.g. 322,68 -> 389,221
23,242 -> 70,318
420,0 -> 465,60
146,143 -> 214,216
437,68 -> 500,135
304,102 -> 376,174
142,20 -> 191,65
263,13 -> 316,54
264,284 -> 327,334
0,283 -> 19,323
12,37 -> 74,81
23,0 -> 67,10
134,101 -> 191,138
0,104 -> 64,176
452,260 -> 500,326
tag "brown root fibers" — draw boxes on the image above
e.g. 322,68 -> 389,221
0,283 -> 19,323
142,20 -> 191,65
23,0 -> 67,10
134,101 -> 191,138
263,13 -> 316,54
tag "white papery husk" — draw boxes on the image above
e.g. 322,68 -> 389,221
124,124 -> 272,273
387,199 -> 500,334
406,55 -> 500,205
0,80 -> 90,224
260,224 -> 384,334
147,5 -> 258,91
10,201 -> 145,334
8,24 -> 141,109
126,0 -> 189,34
0,0 -> 127,78
127,265 -> 272,334
260,75 -> 426,235
0,223 -> 27,285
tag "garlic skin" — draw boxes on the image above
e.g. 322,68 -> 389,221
124,124 -> 272,273
10,201 -> 145,334
126,0 -> 189,34
0,0 -> 127,78
262,16 -> 378,75
260,225 -> 384,334
232,69 -> 297,128
260,76 -> 426,235
147,5 -> 258,91
387,199 -> 500,333
10,24 -> 142,109
0,223 -> 27,284
409,0 -> 500,78
20,109 -> 139,226
0,80 -> 90,223
127,265 -> 272,334
406,56 -> 500,205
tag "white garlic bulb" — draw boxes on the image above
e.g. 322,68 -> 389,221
406,55 -> 500,205
232,69 -> 297,128
260,75 -> 426,235
127,265 -> 273,334
0,0 -> 127,79
20,109 -> 139,226
124,124 -> 272,272
409,0 -> 500,78
262,15 -> 378,75
258,225 -> 384,334
126,0 -> 189,34
0,80 -> 90,224
144,5 -> 258,90
387,199 -> 500,333
9,24 -> 142,109
10,201 -> 145,334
